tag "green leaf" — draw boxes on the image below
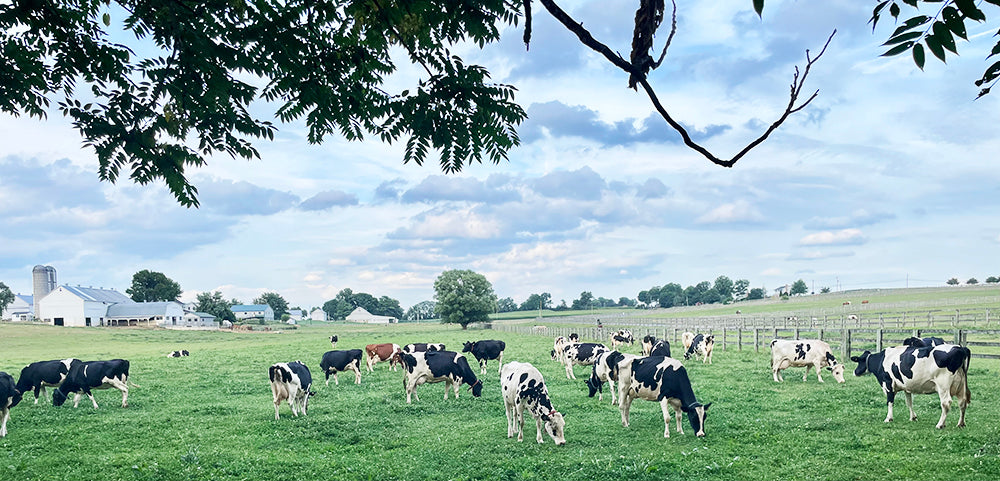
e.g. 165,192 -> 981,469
753,0 -> 764,17
884,31 -> 922,45
912,43 -> 925,69
955,0 -> 986,21
989,40 -> 1000,59
890,16 -> 929,37
985,0 -> 1000,6
902,0 -> 918,6
932,21 -> 958,53
870,1 -> 890,30
942,7 -> 967,40
102,13 -> 111,27
889,2 -> 900,19
925,35 -> 947,62
881,41 -> 914,57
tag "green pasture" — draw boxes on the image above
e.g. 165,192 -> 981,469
1,322 -> 998,481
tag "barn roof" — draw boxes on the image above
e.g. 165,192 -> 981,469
107,302 -> 180,317
60,285 -> 134,304
232,304 -> 270,312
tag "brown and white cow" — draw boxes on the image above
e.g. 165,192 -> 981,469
269,361 -> 314,420
617,356 -> 711,438
501,362 -> 566,445
770,339 -> 845,383
364,343 -> 402,372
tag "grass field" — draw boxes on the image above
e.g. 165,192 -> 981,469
1,321 -> 999,480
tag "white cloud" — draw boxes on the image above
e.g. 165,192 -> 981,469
799,228 -> 866,246
695,200 -> 765,224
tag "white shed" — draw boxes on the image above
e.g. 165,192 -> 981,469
310,308 -> 328,322
106,301 -> 186,327
345,307 -> 397,324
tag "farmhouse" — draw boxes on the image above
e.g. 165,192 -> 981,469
232,304 -> 274,321
310,308 -> 328,321
346,307 -> 397,324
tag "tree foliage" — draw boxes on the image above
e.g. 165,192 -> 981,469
519,292 -> 552,311
947,277 -> 960,285
791,279 -> 809,295
125,269 -> 181,302
0,281 -> 15,316
194,290 -> 236,322
433,269 -> 497,329
322,288 -> 403,320
747,287 -> 766,300
404,300 -> 437,321
496,296 -> 518,313
253,292 -> 289,319
571,291 -> 595,310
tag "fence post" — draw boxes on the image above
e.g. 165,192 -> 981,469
954,329 -> 961,345
722,327 -> 727,351
794,327 -> 800,340
844,329 -> 851,359
754,328 -> 760,353
876,329 -> 883,352
819,328 -> 824,341
738,328 -> 743,351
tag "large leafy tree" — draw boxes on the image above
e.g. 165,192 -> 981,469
194,290 -> 236,322
0,282 -> 15,316
404,300 -> 437,321
791,279 -> 809,296
496,296 -> 518,313
519,292 -> 551,311
571,291 -> 595,310
126,269 -> 182,302
253,292 -> 289,319
433,269 -> 497,329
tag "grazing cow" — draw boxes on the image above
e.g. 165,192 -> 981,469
364,343 -> 403,372
642,336 -> 671,357
843,301 -> 851,306
585,351 -> 638,404
319,349 -> 364,385
850,343 -> 971,429
770,339 -> 845,383
15,358 -> 75,404
902,337 -> 946,347
683,334 -> 715,364
617,356 -> 711,438
329,335 -> 338,347
641,335 -> 657,355
166,350 -> 190,357
681,332 -> 695,351
568,333 -> 580,342
862,300 -> 870,304
269,361 -> 314,420
1,372 -> 22,438
501,362 -> 566,445
551,336 -> 573,362
609,329 -> 634,349
847,314 -> 859,322
53,359 -> 130,408
402,343 -> 445,354
399,350 -> 482,404
561,342 -> 609,379
462,340 -> 507,374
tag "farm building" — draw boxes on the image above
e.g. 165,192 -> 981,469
1,294 -> 33,321
37,285 -> 135,326
287,309 -> 303,321
345,307 -> 398,324
183,311 -> 218,327
232,304 -> 274,321
310,308 -> 327,321
104,301 -> 188,327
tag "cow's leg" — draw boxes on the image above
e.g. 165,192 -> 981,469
497,351 -> 504,373
773,366 -> 781,382
659,398 -> 672,438
564,360 -> 576,380
0,407 -> 8,437
333,372 -> 339,386
535,417 -> 545,444
504,399 -> 515,438
353,366 -> 361,384
905,391 -> 918,422
619,394 -> 633,428
934,386 -> 951,429
515,402 -> 526,442
34,386 -> 43,404
815,362 -> 825,383
325,372 -> 331,386
609,378 -> 617,405
884,391 -> 896,423
87,392 -> 99,409
366,355 -> 375,373
670,400 -> 684,435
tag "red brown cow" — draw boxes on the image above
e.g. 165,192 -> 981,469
365,343 -> 402,372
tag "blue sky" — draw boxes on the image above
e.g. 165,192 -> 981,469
2,0 -> 998,311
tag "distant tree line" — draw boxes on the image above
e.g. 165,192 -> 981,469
322,288 -> 403,321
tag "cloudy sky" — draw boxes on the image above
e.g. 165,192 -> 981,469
2,0 -> 998,312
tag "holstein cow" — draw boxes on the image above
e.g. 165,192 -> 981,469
561,342 -> 609,380
617,356 -> 711,438
640,336 -> 671,357
770,339 -> 846,383
402,343 -> 445,354
683,334 -> 715,364
166,350 -> 190,357
500,362 -> 566,445
1,372 -> 22,438
851,343 -> 971,428
319,349 -> 364,385
15,358 -> 75,404
681,332 -> 695,351
53,359 -> 131,409
585,351 -> 638,405
641,335 -> 657,356
609,329 -> 634,349
550,336 -> 572,362
269,361 -> 314,420
399,350 -> 482,404
568,333 -> 580,342
329,335 -> 338,348
462,340 -> 506,374
902,337 -> 946,348
365,343 -> 403,372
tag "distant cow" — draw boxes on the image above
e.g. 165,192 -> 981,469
641,335 -> 657,356
683,334 -> 715,364
319,349 -> 364,385
399,350 -> 482,404
402,343 -> 445,354
561,342 -> 609,380
501,362 -> 566,445
53,359 -> 130,409
851,343 -> 971,428
585,351 -> 637,405
15,358 -> 75,404
847,314 -> 859,321
1,372 -> 22,438
166,350 -> 190,358
329,335 -> 338,347
551,336 -> 572,362
641,336 -> 671,357
269,361 -> 314,420
843,301 -> 851,306
770,339 -> 845,383
902,337 -> 946,347
617,356 -> 711,438
568,333 -> 580,342
609,329 -> 634,349
462,340 -> 507,374
365,343 -> 403,372
681,332 -> 695,351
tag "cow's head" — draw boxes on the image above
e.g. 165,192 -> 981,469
550,349 -> 558,361
584,375 -> 603,397
330,335 -> 338,346
468,378 -> 483,397
10,387 -> 22,408
568,333 -> 579,342
827,362 -> 847,383
850,351 -> 872,376
462,341 -> 474,352
541,410 -> 567,445
683,402 -> 711,437
52,387 -> 69,407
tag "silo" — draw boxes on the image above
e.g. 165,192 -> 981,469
32,265 -> 57,319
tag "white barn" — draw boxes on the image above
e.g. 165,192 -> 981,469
36,285 -> 135,327
2,294 -> 33,321
345,307 -> 397,324
105,301 -> 186,327
232,304 -> 274,321
310,308 -> 328,322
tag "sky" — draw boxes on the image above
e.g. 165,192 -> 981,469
2,0 -> 999,312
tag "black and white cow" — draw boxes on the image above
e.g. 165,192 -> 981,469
585,350 -> 638,405
462,340 -> 506,374
269,361 -> 314,420
681,332 -> 695,351
501,361 -> 566,445
568,333 -> 580,343
166,350 -> 190,357
402,343 -> 446,354
15,358 -> 75,404
53,359 -> 130,409
770,339 -> 845,383
561,342 -> 609,380
902,337 -> 946,347
329,335 -> 338,348
617,356 -> 711,438
683,334 -> 714,364
648,339 -> 671,357
851,343 -> 971,429
551,336 -> 573,362
319,349 -> 364,386
1,372 -> 22,438
641,335 -> 657,356
399,350 -> 482,404
609,329 -> 634,349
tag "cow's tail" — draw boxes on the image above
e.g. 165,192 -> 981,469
962,347 -> 972,404
128,380 -> 142,388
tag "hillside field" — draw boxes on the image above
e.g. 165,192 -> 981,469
1,320 -> 999,480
